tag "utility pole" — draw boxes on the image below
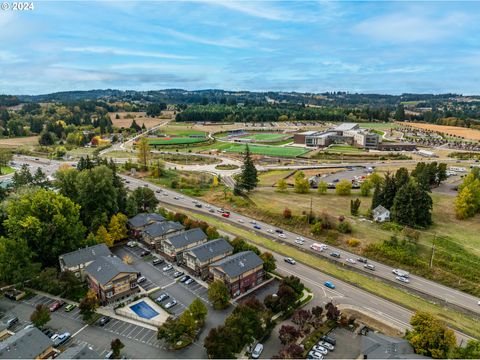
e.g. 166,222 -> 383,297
429,233 -> 436,268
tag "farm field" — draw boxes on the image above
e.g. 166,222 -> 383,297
148,137 -> 207,145
109,111 -> 166,129
223,144 -> 310,157
0,136 -> 38,148
400,122 -> 480,141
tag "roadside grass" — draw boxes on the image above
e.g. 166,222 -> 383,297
101,150 -> 135,159
327,145 -> 365,153
215,164 -> 239,170
155,153 -> 220,165
172,208 -> 480,339
67,146 -> 97,158
0,166 -> 15,175
258,169 -> 293,186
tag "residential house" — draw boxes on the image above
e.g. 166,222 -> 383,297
160,228 -> 208,263
143,221 -> 184,249
59,244 -> 111,279
372,205 -> 390,223
0,327 -> 55,359
183,238 -> 233,279
209,251 -> 265,297
85,255 -> 139,304
127,213 -> 166,238
57,344 -> 101,359
361,331 -> 429,359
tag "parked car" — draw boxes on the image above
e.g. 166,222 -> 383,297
6,316 -> 18,328
251,343 -> 264,359
140,250 -> 151,257
307,350 -> 324,359
127,241 -> 137,248
185,278 -> 195,285
321,335 -> 336,346
162,264 -> 173,271
318,341 -> 334,351
357,257 -> 368,264
152,257 -> 164,265
54,332 -> 71,346
329,252 -> 341,258
173,271 -> 184,278
65,304 -> 76,312
312,345 -> 328,355
179,275 -> 190,283
164,300 -> 177,309
364,263 -> 376,271
49,301 -> 64,312
104,350 -> 114,359
156,293 -> 169,303
137,276 -> 146,284
284,257 -> 296,265
396,276 -> 410,283
324,281 -> 335,289
98,316 -> 110,326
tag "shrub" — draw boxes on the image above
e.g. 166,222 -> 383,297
335,179 -> 352,195
337,221 -> 352,234
283,208 -> 292,219
347,238 -> 360,247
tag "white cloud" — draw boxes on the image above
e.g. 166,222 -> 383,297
0,51 -> 21,63
355,11 -> 471,43
64,46 -> 195,60
164,28 -> 252,48
200,0 -> 288,21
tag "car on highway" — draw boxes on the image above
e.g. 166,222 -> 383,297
163,193 -> 168,196
392,269 -> 410,278
295,236 -> 304,243
253,225 -> 261,230
357,257 -> 368,264
284,257 -> 296,265
162,264 -> 173,271
250,220 -> 257,224
140,250 -> 151,257
222,212 -> 230,218
333,178 -> 339,183
156,293 -> 169,303
49,301 -> 64,312
364,263 -> 376,271
152,257 -> 164,265
155,190 -> 161,193
209,209 -> 215,213
324,281 -> 335,289
346,258 -> 356,264
267,229 -> 274,233
312,345 -> 328,355
173,196 -> 179,200
185,278 -> 195,285
396,276 -> 410,283
65,304 -> 76,312
143,184 -> 148,187
275,229 -> 284,234
307,350 -> 324,359
164,300 -> 177,309
195,204 -> 202,208
238,219 -> 244,223
6,316 -> 18,328
98,316 -> 111,326
278,233 -> 286,238
173,271 -> 184,278
330,251 -> 341,258
127,241 -> 138,247
318,341 -> 334,351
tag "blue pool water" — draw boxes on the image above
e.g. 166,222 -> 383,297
130,301 -> 159,319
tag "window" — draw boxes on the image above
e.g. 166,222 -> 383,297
106,291 -> 114,298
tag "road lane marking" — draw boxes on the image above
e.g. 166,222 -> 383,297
72,324 -> 89,337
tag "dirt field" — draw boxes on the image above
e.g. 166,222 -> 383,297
109,112 -> 169,129
0,136 -> 38,147
401,122 -> 480,141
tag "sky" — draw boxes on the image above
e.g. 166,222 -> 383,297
1,0 -> 480,95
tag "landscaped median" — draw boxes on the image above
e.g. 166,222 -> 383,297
171,207 -> 480,339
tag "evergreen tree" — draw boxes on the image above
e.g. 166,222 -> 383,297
371,183 -> 383,209
239,145 -> 258,191
394,167 -> 410,189
382,173 -> 397,209
350,198 -> 361,216
391,180 -> 432,228
395,104 -> 405,121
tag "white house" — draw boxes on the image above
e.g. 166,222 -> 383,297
373,205 -> 390,223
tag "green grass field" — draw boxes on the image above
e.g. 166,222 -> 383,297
159,127 -> 207,137
360,123 -> 399,130
244,133 -> 287,141
224,144 -> 309,157
0,166 -> 14,175
148,137 -> 207,145
327,145 -> 364,153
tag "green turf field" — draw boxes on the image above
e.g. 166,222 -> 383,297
327,145 -> 364,153
159,128 -> 206,137
245,133 -> 287,141
224,144 -> 309,157
148,137 -> 207,145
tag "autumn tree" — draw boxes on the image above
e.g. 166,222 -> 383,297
79,289 -> 99,321
108,213 -> 128,243
276,178 -> 288,192
325,302 -> 341,321
136,137 -> 150,171
283,207 -> 292,219
207,280 -> 230,310
30,304 -> 51,328
279,325 -> 301,344
317,181 -> 328,194
335,179 -> 352,195
294,171 -> 310,193
260,252 -> 276,272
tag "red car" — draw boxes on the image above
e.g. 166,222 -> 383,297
222,213 -> 230,218
49,301 -> 65,312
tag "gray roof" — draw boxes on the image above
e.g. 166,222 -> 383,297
128,213 -> 165,228
362,332 -> 428,359
59,244 -> 111,268
373,205 -> 390,216
333,122 -> 359,132
58,344 -> 101,359
85,255 -> 137,286
0,327 -> 52,359
210,251 -> 263,278
144,221 -> 184,238
187,238 -> 233,262
166,228 -> 207,249
298,131 -> 319,136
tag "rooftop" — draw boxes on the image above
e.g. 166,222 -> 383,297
166,228 -> 207,249
362,332 -> 428,359
333,122 -> 359,132
128,213 -> 165,228
0,327 -> 53,359
210,250 -> 263,278
59,243 -> 111,268
144,221 -> 184,238
85,255 -> 137,285
187,238 -> 233,262
57,344 -> 101,359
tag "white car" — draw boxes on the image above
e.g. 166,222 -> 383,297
396,276 -> 410,283
346,258 -> 356,264
238,219 -> 244,223
251,343 -> 264,359
250,220 -> 257,225
307,350 -> 324,359
173,196 -> 179,200
284,257 -> 296,265
313,345 -> 328,355
318,341 -> 334,351
267,229 -> 274,234
278,233 -> 286,239
127,241 -> 137,248
162,264 -> 173,271
164,300 -> 177,309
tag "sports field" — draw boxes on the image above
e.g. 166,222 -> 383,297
148,137 -> 207,145
159,128 -> 206,137
223,144 -> 309,157
243,133 -> 287,141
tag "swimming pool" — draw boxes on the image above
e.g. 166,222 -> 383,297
130,300 -> 159,319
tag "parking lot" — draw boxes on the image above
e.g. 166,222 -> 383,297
94,317 -> 161,348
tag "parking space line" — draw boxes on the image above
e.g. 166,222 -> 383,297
115,322 -> 130,334
140,330 -> 155,343
123,324 -> 137,337
130,327 -> 145,339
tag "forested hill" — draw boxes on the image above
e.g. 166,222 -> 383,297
9,89 -> 466,108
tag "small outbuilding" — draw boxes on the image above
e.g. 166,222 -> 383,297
373,205 -> 390,223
